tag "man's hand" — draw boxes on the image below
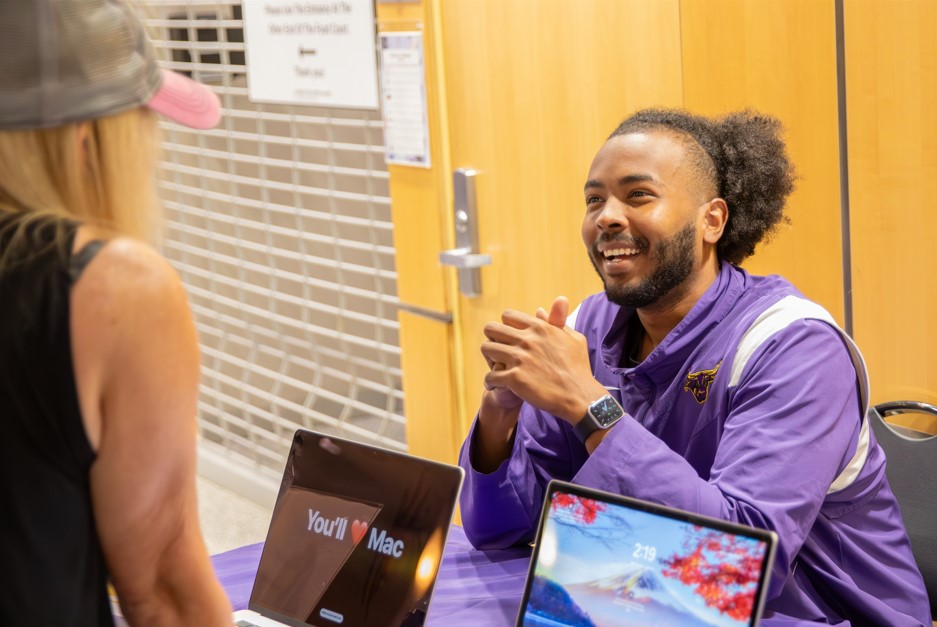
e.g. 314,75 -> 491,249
474,297 -> 578,473
482,297 -> 607,424
482,296 -> 570,412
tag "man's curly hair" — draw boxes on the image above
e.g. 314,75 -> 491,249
609,108 -> 796,265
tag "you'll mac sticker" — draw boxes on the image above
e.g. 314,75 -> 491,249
306,510 -> 405,558
307,510 -> 348,540
351,519 -> 368,543
367,527 -> 404,558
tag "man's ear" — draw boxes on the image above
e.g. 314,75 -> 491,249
702,198 -> 728,245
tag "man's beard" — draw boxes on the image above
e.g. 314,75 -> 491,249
589,221 -> 696,309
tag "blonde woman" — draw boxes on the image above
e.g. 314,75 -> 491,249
0,0 -> 232,624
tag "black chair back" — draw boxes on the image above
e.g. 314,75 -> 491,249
869,401 -> 937,617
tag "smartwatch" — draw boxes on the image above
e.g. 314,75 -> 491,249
574,395 -> 625,443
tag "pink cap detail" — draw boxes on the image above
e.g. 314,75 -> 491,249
146,69 -> 222,130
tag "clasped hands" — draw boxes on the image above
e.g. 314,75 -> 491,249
481,296 -> 609,424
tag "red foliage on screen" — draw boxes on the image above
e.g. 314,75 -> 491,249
661,528 -> 764,621
550,492 -> 607,525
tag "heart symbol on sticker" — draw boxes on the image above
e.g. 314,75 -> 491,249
351,520 -> 368,544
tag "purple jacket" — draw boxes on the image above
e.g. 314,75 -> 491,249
459,262 -> 931,625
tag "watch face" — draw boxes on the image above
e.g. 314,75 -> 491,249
590,396 -> 624,427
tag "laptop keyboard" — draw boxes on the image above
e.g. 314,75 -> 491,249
234,620 -> 261,627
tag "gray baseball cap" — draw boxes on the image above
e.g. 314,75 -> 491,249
0,0 -> 221,130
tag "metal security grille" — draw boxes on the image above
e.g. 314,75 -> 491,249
135,1 -> 405,504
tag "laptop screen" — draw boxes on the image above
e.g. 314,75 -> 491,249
517,481 -> 777,627
249,430 -> 463,627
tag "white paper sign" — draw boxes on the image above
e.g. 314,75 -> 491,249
379,32 -> 430,167
243,0 -> 379,109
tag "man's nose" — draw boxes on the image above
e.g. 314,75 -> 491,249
595,197 -> 628,231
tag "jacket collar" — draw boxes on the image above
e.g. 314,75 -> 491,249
600,261 -> 747,381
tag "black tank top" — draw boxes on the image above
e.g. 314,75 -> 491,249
0,214 -> 114,625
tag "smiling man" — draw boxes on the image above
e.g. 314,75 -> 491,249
458,109 -> 931,625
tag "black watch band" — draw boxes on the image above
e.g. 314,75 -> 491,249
573,395 -> 624,443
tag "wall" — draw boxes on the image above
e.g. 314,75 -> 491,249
387,0 -> 937,464
844,0 -> 937,406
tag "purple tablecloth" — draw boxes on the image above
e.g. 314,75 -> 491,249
211,525 -> 531,625
211,526 -> 821,626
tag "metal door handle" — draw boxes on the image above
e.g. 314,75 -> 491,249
440,169 -> 488,297
439,247 -> 492,269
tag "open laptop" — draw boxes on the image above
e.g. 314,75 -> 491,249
516,481 -> 777,627
233,429 -> 464,627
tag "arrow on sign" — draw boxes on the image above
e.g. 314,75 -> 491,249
299,45 -> 318,58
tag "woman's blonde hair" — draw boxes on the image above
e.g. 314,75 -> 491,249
0,106 -> 160,267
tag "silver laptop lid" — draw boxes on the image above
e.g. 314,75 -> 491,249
517,480 -> 777,627
249,429 -> 464,627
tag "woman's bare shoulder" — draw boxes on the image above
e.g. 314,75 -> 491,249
70,228 -> 196,451
72,228 -> 184,299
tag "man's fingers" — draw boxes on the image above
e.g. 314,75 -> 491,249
530,298 -> 569,328
548,296 -> 569,328
481,338 -> 511,370
483,321 -> 526,345
500,309 -> 538,330
481,345 -> 507,370
484,367 -> 515,392
480,341 -> 516,367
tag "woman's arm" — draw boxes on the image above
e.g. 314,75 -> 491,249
71,234 -> 232,625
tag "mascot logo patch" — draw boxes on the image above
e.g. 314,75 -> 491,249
684,362 -> 721,405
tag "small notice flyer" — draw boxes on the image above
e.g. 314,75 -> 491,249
242,0 -> 379,109
378,32 -> 431,168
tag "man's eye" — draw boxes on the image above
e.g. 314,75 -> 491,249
629,190 -> 651,198
585,195 -> 602,205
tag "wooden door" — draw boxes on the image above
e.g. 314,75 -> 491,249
437,0 -> 685,435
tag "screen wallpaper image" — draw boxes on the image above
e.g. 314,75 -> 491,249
522,491 -> 768,627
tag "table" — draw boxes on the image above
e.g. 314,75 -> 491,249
212,525 -> 531,625
210,526 -> 826,626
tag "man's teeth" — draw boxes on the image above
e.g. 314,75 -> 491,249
603,248 -> 639,258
